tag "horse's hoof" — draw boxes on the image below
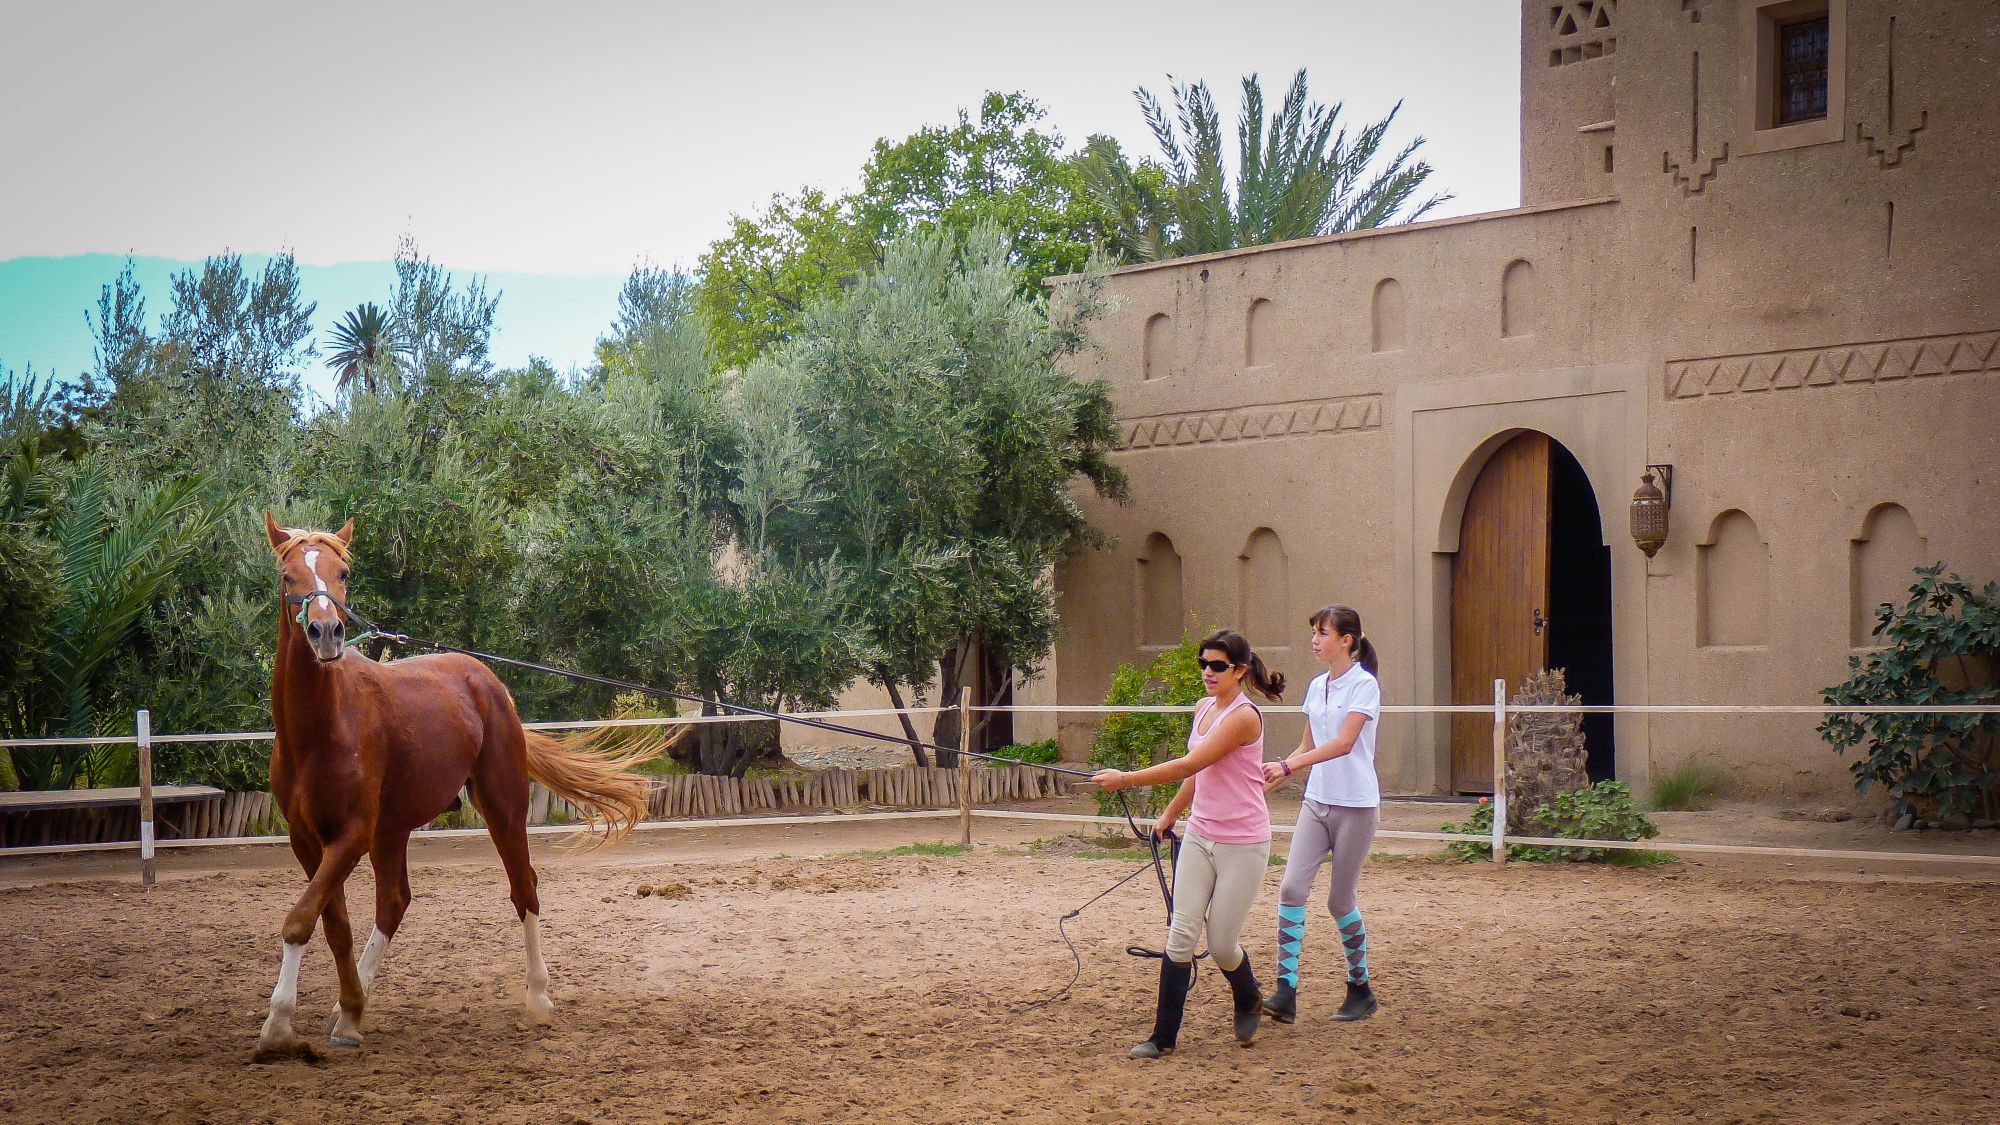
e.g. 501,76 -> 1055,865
252,1036 -> 324,1065
327,1008 -> 364,1045
525,992 -> 555,1027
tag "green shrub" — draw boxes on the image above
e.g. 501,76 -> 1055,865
1820,566 -> 1999,822
986,738 -> 1059,766
1086,631 -> 1208,816
1648,759 -> 1723,811
1442,781 -> 1662,863
156,741 -> 273,793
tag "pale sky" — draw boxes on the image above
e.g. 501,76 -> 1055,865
0,0 -> 1521,276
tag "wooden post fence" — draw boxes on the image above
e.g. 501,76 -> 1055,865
957,687 -> 972,846
137,709 -> 156,888
1491,679 -> 1507,865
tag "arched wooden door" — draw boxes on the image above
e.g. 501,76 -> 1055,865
1449,432 -> 1551,792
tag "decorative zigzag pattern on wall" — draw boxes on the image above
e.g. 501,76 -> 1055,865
1665,330 -> 2000,399
1116,395 -> 1383,450
1857,111 -> 1927,169
1664,144 -> 1730,195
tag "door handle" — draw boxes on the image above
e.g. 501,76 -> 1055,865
1532,607 -> 1547,637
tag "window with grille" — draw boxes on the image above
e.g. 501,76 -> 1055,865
1774,15 -> 1829,124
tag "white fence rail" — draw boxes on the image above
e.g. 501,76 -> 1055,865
2,690 -> 1996,877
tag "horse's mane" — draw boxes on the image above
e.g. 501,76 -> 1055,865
272,530 -> 352,565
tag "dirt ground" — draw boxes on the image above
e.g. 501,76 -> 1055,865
3,811 -> 1998,1124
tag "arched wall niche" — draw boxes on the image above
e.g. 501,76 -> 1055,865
1138,532 -> 1185,647
1501,259 -> 1538,338
1371,278 -> 1405,352
1850,503 -> 1927,647
1142,313 -> 1173,381
1238,528 -> 1290,647
1697,510 -> 1770,647
1245,298 -> 1276,367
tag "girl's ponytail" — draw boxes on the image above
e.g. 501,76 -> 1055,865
1354,634 -> 1380,677
1308,604 -> 1380,676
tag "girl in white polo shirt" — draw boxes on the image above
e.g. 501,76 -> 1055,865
1258,604 -> 1382,1023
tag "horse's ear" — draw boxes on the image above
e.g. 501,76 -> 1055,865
334,518 -> 354,547
265,512 -> 287,552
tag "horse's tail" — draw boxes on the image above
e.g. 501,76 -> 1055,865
522,728 -> 653,847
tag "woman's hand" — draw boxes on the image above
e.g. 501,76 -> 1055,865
1091,768 -> 1127,792
1261,759 -> 1290,786
1153,814 -> 1178,841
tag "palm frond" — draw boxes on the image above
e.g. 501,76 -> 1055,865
1099,68 -> 1444,261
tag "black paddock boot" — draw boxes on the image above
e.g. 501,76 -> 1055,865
1331,979 -> 1378,1022
1218,952 -> 1262,1046
1129,958 -> 1193,1059
1262,979 -> 1297,1024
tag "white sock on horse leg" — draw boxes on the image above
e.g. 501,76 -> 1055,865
260,941 -> 307,1044
356,926 -> 390,993
272,942 -> 305,1016
523,912 -> 553,1022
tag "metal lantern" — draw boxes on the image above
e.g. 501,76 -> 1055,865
1630,466 -> 1672,558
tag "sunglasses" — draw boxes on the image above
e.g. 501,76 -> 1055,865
1195,658 -> 1237,674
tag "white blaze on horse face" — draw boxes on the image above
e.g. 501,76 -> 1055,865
523,912 -> 553,1024
303,548 -> 328,595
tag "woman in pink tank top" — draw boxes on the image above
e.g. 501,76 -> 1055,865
1092,629 -> 1285,1058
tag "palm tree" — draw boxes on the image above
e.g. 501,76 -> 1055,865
0,462 -> 224,789
324,302 -> 402,394
1081,68 -> 1449,262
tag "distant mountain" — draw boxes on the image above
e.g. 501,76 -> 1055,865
0,254 -> 626,397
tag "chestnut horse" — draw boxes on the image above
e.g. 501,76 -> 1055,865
255,515 -> 649,1061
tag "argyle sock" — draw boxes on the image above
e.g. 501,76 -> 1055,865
1335,907 -> 1369,985
1276,904 -> 1307,988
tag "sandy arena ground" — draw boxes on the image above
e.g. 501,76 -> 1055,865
3,813 -> 1998,1124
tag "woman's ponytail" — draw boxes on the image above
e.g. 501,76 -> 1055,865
1199,629 -> 1285,701
1245,652 -> 1286,700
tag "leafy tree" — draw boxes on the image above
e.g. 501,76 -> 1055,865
765,223 -> 1127,764
696,93 -> 1122,368
1083,68 -> 1447,262
299,391 -> 513,650
607,263 -> 679,344
695,188 -> 871,370
45,253 -> 319,785
517,264 -> 863,774
1086,631 -> 1208,816
290,243 -> 513,671
324,302 -> 403,395
90,253 -> 313,481
849,92 -> 1119,290
1821,566 -> 2000,823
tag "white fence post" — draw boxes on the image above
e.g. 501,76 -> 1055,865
958,687 -> 973,846
1491,680 -> 1507,865
137,709 -> 156,888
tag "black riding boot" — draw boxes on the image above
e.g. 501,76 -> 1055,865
1129,957 -> 1193,1059
1218,950 -> 1262,1046
1262,979 -> 1297,1023
1331,979 -> 1378,1022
